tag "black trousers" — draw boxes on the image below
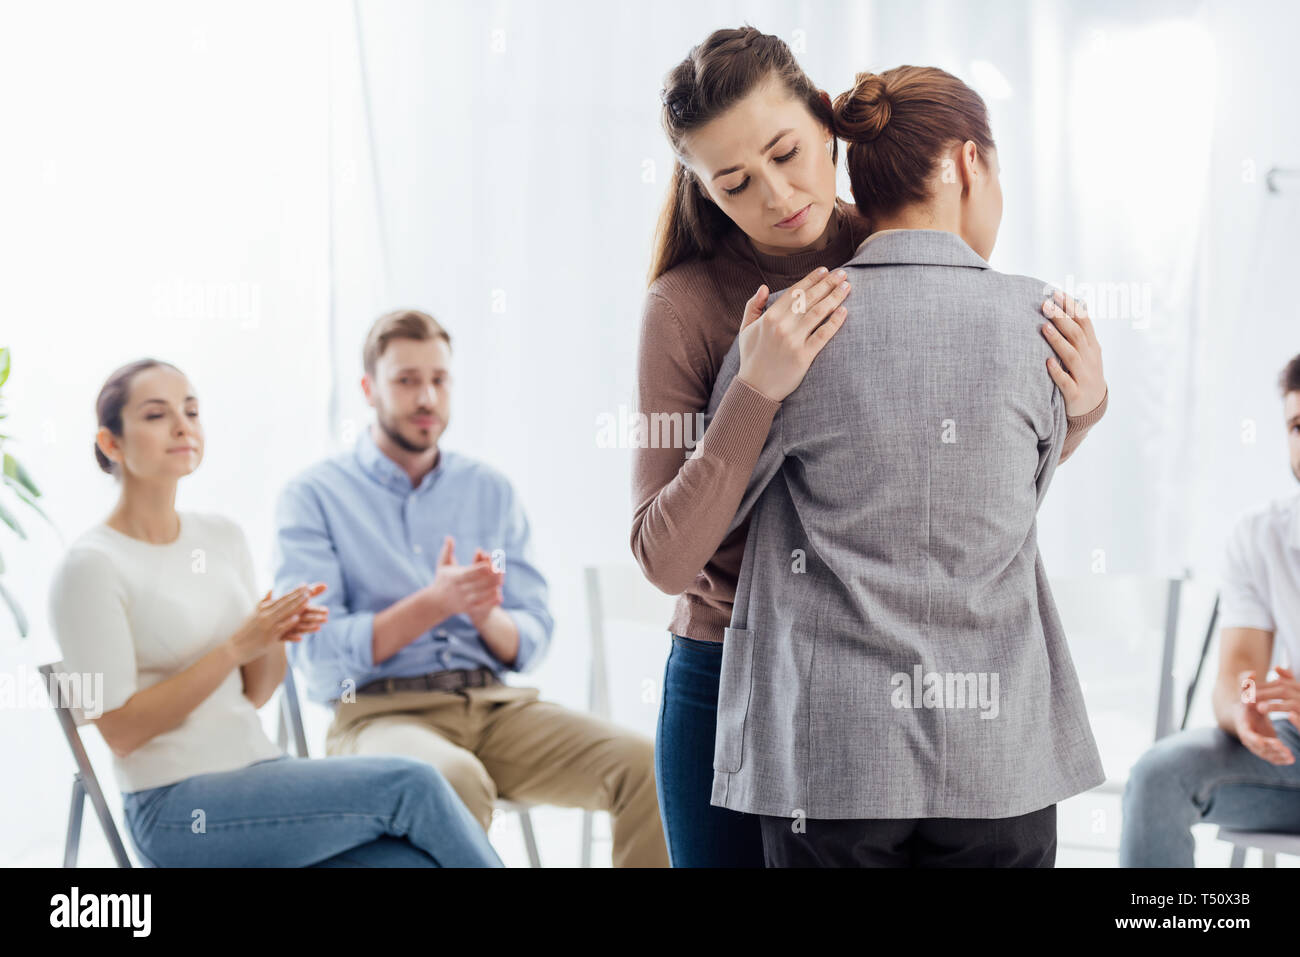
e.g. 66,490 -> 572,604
758,804 -> 1057,867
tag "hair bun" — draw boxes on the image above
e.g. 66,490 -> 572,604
833,72 -> 892,143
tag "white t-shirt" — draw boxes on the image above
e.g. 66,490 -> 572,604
47,511 -> 284,792
1220,494 -> 1300,674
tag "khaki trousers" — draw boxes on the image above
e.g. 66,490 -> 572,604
326,682 -> 669,867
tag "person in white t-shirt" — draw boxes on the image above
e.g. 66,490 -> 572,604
1121,354 -> 1300,866
47,358 -> 501,867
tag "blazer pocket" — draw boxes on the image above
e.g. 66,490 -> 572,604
713,626 -> 756,773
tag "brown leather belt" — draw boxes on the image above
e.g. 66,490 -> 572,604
356,666 -> 500,696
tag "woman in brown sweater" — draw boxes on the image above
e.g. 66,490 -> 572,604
634,26 -> 1108,868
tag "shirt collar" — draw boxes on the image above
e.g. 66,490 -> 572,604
845,228 -> 991,271
355,424 -> 447,495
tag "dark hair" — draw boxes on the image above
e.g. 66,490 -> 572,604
1280,354 -> 1300,396
648,24 -> 839,285
832,65 -> 995,221
94,358 -> 182,475
363,308 -> 452,378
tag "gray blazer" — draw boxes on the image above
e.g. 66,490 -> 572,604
704,229 -> 1105,820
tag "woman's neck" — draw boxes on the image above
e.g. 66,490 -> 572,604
106,476 -> 181,544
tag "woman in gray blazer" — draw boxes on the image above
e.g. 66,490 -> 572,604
704,65 -> 1107,866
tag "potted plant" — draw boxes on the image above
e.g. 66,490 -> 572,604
0,346 -> 52,637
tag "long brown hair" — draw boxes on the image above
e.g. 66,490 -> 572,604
648,24 -> 839,286
831,65 -> 995,221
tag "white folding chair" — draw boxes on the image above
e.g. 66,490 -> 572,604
581,564 -> 678,867
1217,827 -> 1300,867
275,663 -> 543,867
39,660 -> 132,867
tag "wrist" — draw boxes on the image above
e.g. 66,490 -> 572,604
220,638 -> 244,671
420,582 -> 452,626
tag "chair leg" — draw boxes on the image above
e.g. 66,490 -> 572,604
518,809 -> 541,868
580,809 -> 593,868
64,775 -> 86,868
1229,844 -> 1247,867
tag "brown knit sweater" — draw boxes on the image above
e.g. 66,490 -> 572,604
631,197 -> 1109,643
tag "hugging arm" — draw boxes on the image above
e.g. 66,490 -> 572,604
707,349 -> 789,539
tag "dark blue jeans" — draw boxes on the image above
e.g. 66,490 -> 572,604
655,633 -> 764,867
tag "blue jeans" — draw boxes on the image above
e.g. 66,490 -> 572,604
121,754 -> 502,867
1120,717 -> 1300,866
655,633 -> 764,867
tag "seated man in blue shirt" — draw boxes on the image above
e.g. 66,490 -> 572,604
273,308 -> 668,867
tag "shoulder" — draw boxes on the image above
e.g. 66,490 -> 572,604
49,530 -> 121,599
990,271 -> 1054,305
1229,496 -> 1297,552
444,450 -> 516,501
645,235 -> 748,328
279,450 -> 355,503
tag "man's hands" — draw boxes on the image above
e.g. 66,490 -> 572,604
425,536 -> 504,627
1233,668 -> 1298,765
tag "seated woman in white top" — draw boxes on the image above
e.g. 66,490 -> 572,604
48,358 -> 501,867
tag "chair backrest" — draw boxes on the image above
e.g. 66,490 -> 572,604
38,660 -> 133,867
1047,574 -> 1188,745
584,564 -> 678,722
278,663 -> 310,758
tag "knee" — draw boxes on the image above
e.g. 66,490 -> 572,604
433,753 -> 497,815
1124,730 -> 1212,807
608,731 -> 657,789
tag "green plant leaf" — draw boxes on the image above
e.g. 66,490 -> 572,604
0,577 -> 28,637
0,498 -> 26,540
0,347 -> 9,389
2,453 -> 39,497
5,479 -> 51,526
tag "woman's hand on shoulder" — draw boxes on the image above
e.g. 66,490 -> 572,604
1041,289 -> 1106,416
736,265 -> 852,402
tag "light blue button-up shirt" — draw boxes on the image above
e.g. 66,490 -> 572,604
272,427 -> 554,704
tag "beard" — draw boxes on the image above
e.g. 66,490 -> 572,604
376,404 -> 436,454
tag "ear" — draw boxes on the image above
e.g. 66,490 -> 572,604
95,426 -> 120,467
360,374 -> 375,406
958,140 -> 981,194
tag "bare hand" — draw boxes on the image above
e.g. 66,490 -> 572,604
1041,289 -> 1106,416
1249,665 -> 1300,732
228,585 -> 314,666
1234,670 -> 1296,765
282,582 -> 330,643
736,265 -> 851,402
467,547 -> 505,627
426,536 -> 504,624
